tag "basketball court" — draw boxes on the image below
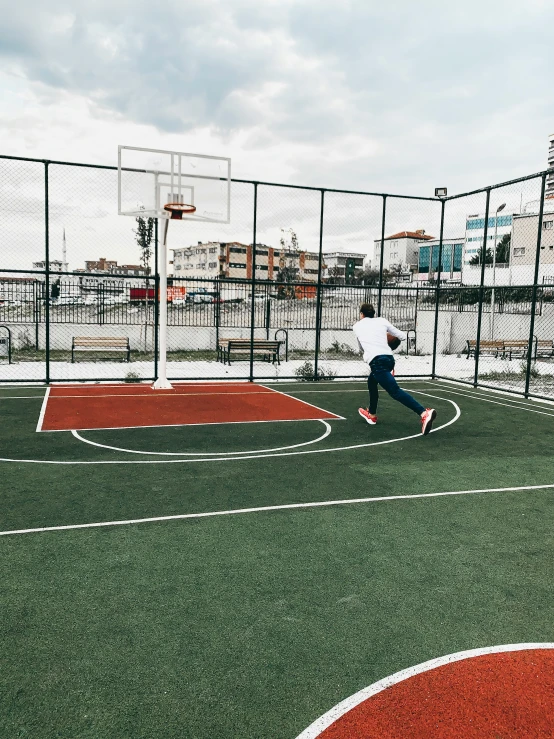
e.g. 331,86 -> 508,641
1,377 -> 553,737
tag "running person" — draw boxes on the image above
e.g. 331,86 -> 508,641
353,303 -> 436,435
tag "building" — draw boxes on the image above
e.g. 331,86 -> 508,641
83,257 -> 149,276
464,213 -> 514,266
511,210 -> 554,267
547,132 -> 554,200
373,230 -> 434,273
171,242 -> 321,281
416,239 -> 464,282
32,260 -> 68,272
323,252 -> 364,283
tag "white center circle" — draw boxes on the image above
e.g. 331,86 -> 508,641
71,419 -> 333,456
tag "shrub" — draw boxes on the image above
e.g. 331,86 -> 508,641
294,360 -> 336,382
124,371 -> 142,383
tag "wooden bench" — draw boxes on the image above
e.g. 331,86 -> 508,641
71,336 -> 130,363
466,339 -> 545,360
501,340 -> 529,360
535,339 -> 554,358
466,340 -> 504,359
217,338 -> 282,365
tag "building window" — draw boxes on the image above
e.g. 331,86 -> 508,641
453,244 -> 463,272
230,246 -> 247,254
544,221 -> 553,230
209,247 -> 217,253
513,247 -> 526,256
229,263 -> 245,269
209,262 -> 217,268
418,246 -> 430,273
175,265 -> 181,270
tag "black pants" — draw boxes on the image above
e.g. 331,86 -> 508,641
368,354 -> 426,416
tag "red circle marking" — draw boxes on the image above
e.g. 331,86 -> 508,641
311,649 -> 554,738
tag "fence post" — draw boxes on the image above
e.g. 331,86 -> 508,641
377,195 -> 387,316
313,189 -> 326,381
473,188 -> 491,387
431,199 -> 446,378
215,276 -> 221,346
265,296 -> 271,340
525,173 -> 547,397
44,161 -> 50,384
154,218 -> 159,382
34,279 -> 39,350
249,183 -> 258,383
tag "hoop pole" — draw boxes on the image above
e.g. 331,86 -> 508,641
153,217 -> 173,389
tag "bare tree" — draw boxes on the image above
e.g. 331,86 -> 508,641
134,215 -> 155,352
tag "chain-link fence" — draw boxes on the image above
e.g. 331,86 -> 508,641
0,154 -> 553,397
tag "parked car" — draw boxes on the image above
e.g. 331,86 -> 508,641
102,294 -> 128,305
187,289 -> 217,304
54,295 -> 84,306
171,297 -> 187,307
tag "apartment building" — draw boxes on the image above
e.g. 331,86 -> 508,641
511,209 -> 554,266
171,242 -> 320,281
547,132 -> 554,200
373,230 -> 433,272
83,257 -> 149,276
323,252 -> 364,282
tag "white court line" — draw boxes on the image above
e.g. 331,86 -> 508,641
430,380 -> 554,410
295,643 -> 554,739
35,386 -> 50,433
258,383 -> 347,420
45,390 -> 277,399
1,392 -> 460,464
429,379 -> 554,409
72,420 -> 333,456
1,479 -> 551,537
41,416 -> 343,434
0,396 -> 45,400
422,382 -> 554,419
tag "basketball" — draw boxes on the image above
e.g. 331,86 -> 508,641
387,333 -> 401,350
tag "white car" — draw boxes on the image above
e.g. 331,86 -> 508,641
171,298 -> 187,307
55,295 -> 84,306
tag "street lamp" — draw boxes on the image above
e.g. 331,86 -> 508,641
490,202 -> 506,338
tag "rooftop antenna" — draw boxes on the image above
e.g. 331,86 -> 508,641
62,227 -> 67,269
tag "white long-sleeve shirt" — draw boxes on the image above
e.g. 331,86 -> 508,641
352,316 -> 406,365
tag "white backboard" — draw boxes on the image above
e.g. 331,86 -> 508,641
118,146 -> 231,223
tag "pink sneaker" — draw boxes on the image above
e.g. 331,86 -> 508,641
359,408 -> 377,425
421,408 -> 437,435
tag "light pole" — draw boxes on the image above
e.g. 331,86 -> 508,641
490,202 -> 506,338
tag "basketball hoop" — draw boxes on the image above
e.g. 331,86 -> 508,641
164,203 -> 196,220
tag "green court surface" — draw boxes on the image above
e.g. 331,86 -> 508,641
1,379 -> 553,737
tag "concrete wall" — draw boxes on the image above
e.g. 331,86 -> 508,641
6,302 -> 554,357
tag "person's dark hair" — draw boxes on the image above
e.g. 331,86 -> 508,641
360,303 -> 375,318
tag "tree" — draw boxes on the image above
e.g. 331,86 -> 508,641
469,234 -> 511,266
134,216 -> 154,273
325,265 -> 344,284
496,233 -> 511,264
133,215 -> 155,352
276,228 -> 300,296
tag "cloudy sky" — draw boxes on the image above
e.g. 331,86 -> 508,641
1,0 -> 553,197
0,0 -> 553,271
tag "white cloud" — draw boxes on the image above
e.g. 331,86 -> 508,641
0,0 -> 553,271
